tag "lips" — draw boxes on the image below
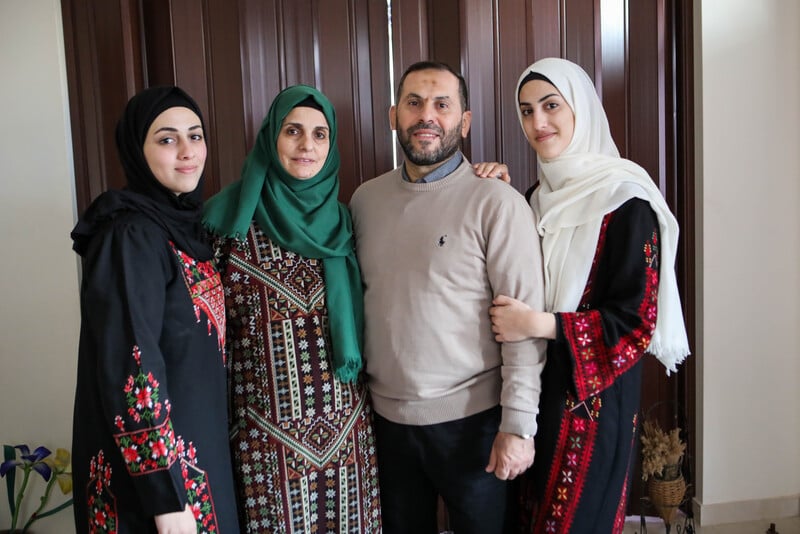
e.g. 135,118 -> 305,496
175,166 -> 198,174
535,132 -> 556,142
409,124 -> 443,138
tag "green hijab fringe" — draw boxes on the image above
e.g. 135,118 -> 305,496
203,85 -> 364,383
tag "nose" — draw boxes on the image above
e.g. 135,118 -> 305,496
533,111 -> 548,130
418,101 -> 437,124
298,132 -> 314,150
177,140 -> 195,160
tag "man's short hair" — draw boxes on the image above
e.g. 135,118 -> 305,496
395,61 -> 469,112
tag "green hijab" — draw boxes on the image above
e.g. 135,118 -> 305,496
203,85 -> 363,383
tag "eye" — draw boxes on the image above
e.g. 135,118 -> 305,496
436,101 -> 449,110
190,133 -> 204,141
157,137 -> 176,145
545,101 -> 560,111
407,99 -> 420,107
520,107 -> 533,117
314,129 -> 328,140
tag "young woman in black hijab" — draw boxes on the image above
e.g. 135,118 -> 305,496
71,86 -> 240,533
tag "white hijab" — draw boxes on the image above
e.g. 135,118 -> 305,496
516,57 -> 689,373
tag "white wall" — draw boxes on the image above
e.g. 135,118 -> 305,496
1,0 -> 799,532
695,0 -> 800,525
0,1 -> 79,532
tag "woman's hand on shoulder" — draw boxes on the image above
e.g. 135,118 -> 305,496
473,162 -> 511,183
154,504 -> 196,534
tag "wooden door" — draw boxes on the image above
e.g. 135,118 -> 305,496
61,0 -> 695,518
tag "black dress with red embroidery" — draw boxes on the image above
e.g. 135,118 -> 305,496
71,213 -> 239,534
522,198 -> 660,534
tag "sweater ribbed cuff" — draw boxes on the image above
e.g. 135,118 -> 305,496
499,406 -> 538,437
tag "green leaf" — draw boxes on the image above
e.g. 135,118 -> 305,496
3,444 -> 16,517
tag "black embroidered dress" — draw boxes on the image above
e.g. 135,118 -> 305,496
72,214 -> 239,533
523,198 -> 660,534
217,224 -> 381,534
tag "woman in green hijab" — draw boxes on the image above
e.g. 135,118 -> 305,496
204,85 -> 381,533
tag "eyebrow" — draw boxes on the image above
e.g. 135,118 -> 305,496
283,122 -> 329,131
405,92 -> 452,102
152,124 -> 203,134
519,93 -> 561,106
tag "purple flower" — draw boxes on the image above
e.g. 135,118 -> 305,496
1,444 -> 52,481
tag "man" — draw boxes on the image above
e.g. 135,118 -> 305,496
349,61 -> 547,533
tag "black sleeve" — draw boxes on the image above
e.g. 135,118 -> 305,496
80,216 -> 188,516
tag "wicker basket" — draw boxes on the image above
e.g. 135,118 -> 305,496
647,474 -> 686,525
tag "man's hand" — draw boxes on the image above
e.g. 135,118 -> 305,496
485,431 -> 535,480
154,504 -> 196,534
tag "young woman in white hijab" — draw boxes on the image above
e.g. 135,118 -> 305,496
489,58 -> 689,533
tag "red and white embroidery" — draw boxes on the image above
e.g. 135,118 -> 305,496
170,242 -> 227,357
86,450 -> 118,534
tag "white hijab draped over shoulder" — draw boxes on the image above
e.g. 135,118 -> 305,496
516,57 -> 689,373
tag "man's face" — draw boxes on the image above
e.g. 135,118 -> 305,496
391,69 -> 472,168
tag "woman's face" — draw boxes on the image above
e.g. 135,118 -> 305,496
276,106 -> 331,180
518,79 -> 575,160
143,106 -> 206,195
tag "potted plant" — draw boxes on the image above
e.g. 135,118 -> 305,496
640,419 -> 687,529
1,444 -> 73,533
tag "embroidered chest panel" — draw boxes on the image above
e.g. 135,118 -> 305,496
170,242 -> 226,354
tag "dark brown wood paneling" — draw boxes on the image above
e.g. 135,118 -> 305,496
670,0 -> 697,512
239,0 -> 282,147
363,0 -> 395,179
203,0 -> 247,195
428,0 -> 461,70
390,0 -> 429,81
460,0 -> 495,163
628,0 -> 666,187
530,0 -> 564,60
317,0 -> 361,199
62,0 -> 144,209
279,0 -> 317,85
599,0 -> 629,155
563,0 -> 598,75
140,0 -> 174,87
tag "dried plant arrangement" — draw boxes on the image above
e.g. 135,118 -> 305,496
640,419 -> 686,481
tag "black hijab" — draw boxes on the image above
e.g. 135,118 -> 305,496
71,86 -> 212,260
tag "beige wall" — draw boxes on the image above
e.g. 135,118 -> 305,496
1,0 -> 798,532
694,0 -> 800,525
0,0 -> 79,532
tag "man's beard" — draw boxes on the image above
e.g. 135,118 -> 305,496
397,121 -> 463,166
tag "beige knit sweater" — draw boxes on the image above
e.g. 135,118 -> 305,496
350,157 -> 546,437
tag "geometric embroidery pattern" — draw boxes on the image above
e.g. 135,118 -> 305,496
222,227 -> 381,533
171,242 -> 227,356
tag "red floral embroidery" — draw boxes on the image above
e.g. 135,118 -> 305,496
113,345 -> 179,476
181,458 -> 219,533
86,451 -> 118,534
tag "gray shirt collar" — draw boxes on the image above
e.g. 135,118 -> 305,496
401,152 -> 463,183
